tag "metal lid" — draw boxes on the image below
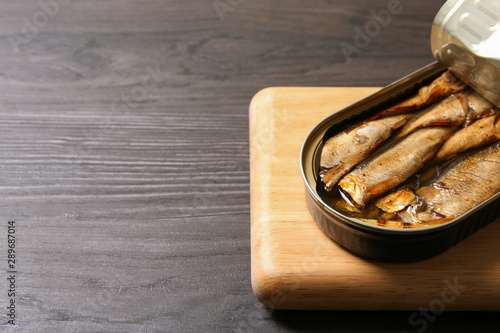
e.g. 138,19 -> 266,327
431,0 -> 500,108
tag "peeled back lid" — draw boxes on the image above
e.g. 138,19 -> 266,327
431,0 -> 500,108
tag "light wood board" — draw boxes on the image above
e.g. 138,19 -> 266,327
250,87 -> 500,310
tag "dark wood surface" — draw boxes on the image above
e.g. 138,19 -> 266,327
0,0 -> 498,332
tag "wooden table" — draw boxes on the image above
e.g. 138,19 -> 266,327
1,0 -> 498,331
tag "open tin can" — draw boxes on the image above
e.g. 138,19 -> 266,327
300,0 -> 500,262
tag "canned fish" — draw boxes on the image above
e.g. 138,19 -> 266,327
301,62 -> 500,262
301,0 -> 500,262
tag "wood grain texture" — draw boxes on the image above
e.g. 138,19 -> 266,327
1,0 -> 499,332
250,87 -> 500,310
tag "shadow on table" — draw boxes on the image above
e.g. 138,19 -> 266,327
270,310 -> 500,333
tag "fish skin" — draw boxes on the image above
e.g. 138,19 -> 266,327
398,90 -> 496,137
464,92 -> 496,125
338,127 -> 453,207
398,93 -> 467,137
375,188 -> 418,213
400,143 -> 500,223
435,114 -> 500,161
320,114 -> 411,191
374,70 -> 466,118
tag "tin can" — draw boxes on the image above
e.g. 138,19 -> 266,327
301,0 -> 500,262
431,0 -> 500,109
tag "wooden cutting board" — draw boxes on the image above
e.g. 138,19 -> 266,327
249,87 -> 500,310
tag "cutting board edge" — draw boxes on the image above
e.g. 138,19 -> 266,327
249,86 -> 500,311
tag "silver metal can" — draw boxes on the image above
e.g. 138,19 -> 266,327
301,0 -> 500,262
432,0 -> 500,108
